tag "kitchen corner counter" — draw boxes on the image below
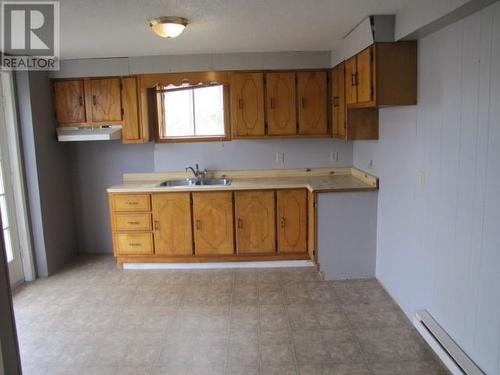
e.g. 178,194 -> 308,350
106,167 -> 378,193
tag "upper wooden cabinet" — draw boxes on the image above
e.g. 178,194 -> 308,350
297,71 -> 328,135
88,78 -> 122,122
152,193 -> 193,256
53,76 -> 149,143
345,42 -> 417,108
53,80 -> 86,124
231,73 -> 265,137
192,192 -> 234,255
332,63 -> 346,139
235,190 -> 276,254
265,72 -> 297,136
277,189 -> 307,253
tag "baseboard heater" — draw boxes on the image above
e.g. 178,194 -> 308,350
413,310 -> 485,375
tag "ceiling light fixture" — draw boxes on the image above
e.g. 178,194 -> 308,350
149,16 -> 188,38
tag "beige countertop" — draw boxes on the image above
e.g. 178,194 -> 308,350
107,167 -> 378,194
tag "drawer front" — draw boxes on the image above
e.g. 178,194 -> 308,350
112,194 -> 150,212
114,213 -> 152,231
116,233 -> 153,255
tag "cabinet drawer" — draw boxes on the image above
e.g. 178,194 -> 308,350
115,233 -> 153,255
111,194 -> 150,212
113,213 -> 152,231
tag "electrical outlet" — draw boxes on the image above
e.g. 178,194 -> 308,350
275,152 -> 285,164
330,151 -> 340,162
368,160 -> 374,169
418,171 -> 426,187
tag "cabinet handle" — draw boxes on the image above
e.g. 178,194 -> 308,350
127,221 -> 140,225
333,96 -> 339,107
154,220 -> 160,230
195,220 -> 201,230
238,98 -> 244,109
300,97 -> 305,108
79,96 -> 83,106
351,74 -> 356,86
280,217 -> 286,228
237,218 -> 243,229
270,98 -> 275,109
92,95 -> 97,106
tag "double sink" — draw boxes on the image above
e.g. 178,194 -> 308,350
159,178 -> 231,187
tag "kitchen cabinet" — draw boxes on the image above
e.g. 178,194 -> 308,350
192,192 -> 234,255
53,80 -> 86,124
332,63 -> 379,140
231,73 -> 265,137
235,190 -> 276,254
297,71 -> 328,135
265,72 -> 297,135
345,42 -> 417,108
332,63 -> 346,139
87,78 -> 122,122
152,193 -> 193,256
121,76 -> 148,143
277,189 -> 307,253
53,76 -> 149,143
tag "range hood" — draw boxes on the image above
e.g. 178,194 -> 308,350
57,125 -> 122,142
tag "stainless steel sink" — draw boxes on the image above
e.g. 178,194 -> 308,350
159,178 -> 231,187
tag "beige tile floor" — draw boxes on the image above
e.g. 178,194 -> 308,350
12,256 -> 448,375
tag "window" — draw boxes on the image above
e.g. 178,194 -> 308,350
158,84 -> 228,141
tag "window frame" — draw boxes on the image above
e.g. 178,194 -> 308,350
155,83 -> 231,143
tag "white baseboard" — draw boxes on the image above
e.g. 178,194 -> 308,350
123,260 -> 314,270
413,310 -> 485,375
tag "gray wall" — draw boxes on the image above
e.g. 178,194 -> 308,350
353,3 -> 500,374
16,72 -> 77,277
317,192 -> 377,280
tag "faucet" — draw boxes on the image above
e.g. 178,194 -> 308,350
185,163 -> 207,183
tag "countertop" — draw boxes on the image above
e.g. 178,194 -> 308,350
107,167 -> 378,194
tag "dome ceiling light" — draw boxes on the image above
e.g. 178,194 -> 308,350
149,16 -> 188,38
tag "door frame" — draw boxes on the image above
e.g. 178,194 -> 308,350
0,72 -> 35,285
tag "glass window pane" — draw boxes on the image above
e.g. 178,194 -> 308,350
193,86 -> 225,136
4,229 -> 13,262
163,90 -> 194,137
0,195 -> 8,230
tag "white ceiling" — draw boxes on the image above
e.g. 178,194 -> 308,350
59,0 -> 409,59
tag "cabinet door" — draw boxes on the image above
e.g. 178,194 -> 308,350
356,46 -> 374,105
332,63 -> 346,139
89,78 -> 122,122
53,80 -> 86,124
235,191 -> 276,254
297,71 -> 327,135
266,72 -> 297,135
231,73 -> 265,136
121,77 -> 141,142
345,56 -> 357,105
152,193 -> 193,256
277,190 -> 307,253
192,192 -> 234,255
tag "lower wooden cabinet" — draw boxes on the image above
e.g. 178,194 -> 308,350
109,189 -> 311,262
192,192 -> 234,255
277,189 -> 307,253
235,190 -> 276,254
152,193 -> 193,256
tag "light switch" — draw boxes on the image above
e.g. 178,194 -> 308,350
368,160 -> 374,169
275,152 -> 285,164
330,151 -> 340,162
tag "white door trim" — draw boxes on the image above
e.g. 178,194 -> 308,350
0,72 -> 35,284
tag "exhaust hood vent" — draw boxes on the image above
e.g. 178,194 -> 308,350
57,125 -> 122,142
